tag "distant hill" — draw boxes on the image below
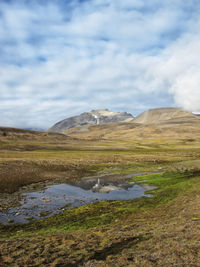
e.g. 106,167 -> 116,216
0,126 -> 67,140
48,109 -> 134,133
0,126 -> 75,151
134,107 -> 198,124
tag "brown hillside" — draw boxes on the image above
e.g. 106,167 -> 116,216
134,107 -> 198,124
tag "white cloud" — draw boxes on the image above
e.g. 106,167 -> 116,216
0,0 -> 200,128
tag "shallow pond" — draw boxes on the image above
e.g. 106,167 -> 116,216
0,174 -> 155,224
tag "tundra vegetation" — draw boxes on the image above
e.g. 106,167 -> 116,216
0,122 -> 200,266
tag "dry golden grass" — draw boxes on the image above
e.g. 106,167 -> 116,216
0,161 -> 42,193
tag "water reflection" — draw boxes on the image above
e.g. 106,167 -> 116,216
0,177 -> 154,224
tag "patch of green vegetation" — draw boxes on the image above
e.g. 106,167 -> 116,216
129,171 -> 199,206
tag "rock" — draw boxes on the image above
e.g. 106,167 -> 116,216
41,197 -> 51,203
38,211 -> 50,217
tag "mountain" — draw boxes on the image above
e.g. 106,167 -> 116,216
134,107 -> 198,124
62,107 -> 200,140
48,109 -> 134,133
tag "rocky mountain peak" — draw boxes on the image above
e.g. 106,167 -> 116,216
48,109 -> 134,133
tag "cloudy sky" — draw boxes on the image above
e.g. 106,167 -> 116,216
0,0 -> 200,129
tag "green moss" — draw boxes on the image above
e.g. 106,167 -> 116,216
129,171 -> 198,206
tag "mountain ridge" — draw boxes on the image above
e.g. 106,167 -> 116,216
48,109 -> 134,133
48,107 -> 199,133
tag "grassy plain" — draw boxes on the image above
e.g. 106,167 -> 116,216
0,124 -> 200,266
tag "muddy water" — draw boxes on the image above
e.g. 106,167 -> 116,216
0,174 -> 156,224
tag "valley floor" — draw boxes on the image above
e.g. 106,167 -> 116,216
0,128 -> 200,266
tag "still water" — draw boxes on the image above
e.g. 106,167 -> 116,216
0,176 -> 154,224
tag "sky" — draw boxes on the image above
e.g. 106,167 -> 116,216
0,0 -> 200,129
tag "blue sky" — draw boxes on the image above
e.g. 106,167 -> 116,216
0,0 -> 200,129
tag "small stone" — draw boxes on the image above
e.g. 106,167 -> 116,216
41,197 -> 51,203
